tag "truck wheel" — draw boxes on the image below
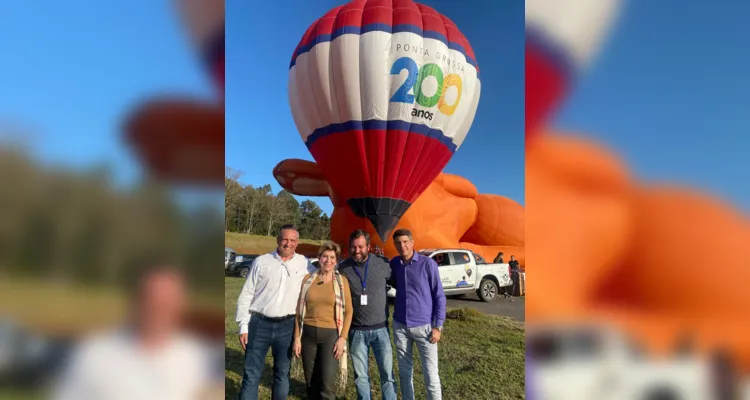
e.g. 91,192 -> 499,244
478,279 -> 498,302
238,267 -> 250,278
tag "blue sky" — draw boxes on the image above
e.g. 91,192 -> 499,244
3,1 -> 748,215
0,1 -> 220,205
555,1 -> 750,212
225,0 -> 525,215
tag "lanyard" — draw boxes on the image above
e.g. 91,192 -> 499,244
353,256 -> 370,293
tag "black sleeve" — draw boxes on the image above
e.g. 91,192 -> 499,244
386,260 -> 396,287
385,297 -> 390,327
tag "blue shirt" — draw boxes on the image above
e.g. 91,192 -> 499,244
390,252 -> 446,328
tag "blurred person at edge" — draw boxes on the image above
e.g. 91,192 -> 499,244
390,228 -> 447,400
235,224 -> 315,400
52,263 -> 221,400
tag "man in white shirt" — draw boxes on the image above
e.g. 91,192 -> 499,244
52,263 -> 220,400
236,224 -> 313,400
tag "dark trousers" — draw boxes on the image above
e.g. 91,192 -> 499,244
301,325 -> 339,400
238,316 -> 294,400
510,270 -> 521,296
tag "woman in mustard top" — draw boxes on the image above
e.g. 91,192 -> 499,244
293,242 -> 353,400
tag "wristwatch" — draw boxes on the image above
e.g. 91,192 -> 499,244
434,326 -> 443,332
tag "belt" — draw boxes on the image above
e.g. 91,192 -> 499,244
254,313 -> 295,322
351,322 -> 387,331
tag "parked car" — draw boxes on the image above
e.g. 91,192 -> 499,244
225,247 -> 236,270
232,253 -> 254,266
0,319 -> 72,387
230,254 -> 259,278
386,249 -> 513,302
231,254 -> 318,278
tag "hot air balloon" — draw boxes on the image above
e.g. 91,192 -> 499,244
288,0 -> 481,241
123,0 -> 224,187
525,0 -> 621,140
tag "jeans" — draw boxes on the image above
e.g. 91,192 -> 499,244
348,327 -> 397,400
393,321 -> 442,400
238,316 -> 294,400
301,326 -> 339,400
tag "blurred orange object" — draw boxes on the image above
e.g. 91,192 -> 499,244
526,134 -> 634,318
273,159 -> 525,266
597,187 -> 750,317
529,132 -> 750,374
124,97 -> 224,186
123,0 -> 224,186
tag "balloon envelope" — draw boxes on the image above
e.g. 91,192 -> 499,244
288,0 -> 481,241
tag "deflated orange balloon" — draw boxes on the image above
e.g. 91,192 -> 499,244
526,134 -> 633,318
461,243 -> 525,265
273,159 -> 328,197
596,186 -> 750,318
461,194 -> 525,247
595,189 -> 750,373
530,132 -> 750,374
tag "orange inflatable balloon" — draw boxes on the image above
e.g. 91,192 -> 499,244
526,134 -> 633,318
595,187 -> 750,317
530,131 -> 750,374
273,159 -> 525,267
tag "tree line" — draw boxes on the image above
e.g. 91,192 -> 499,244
224,167 -> 331,241
0,146 -> 224,294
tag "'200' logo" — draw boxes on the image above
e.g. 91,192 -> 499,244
389,56 -> 464,117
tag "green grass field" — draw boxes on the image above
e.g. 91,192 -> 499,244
0,276 -> 222,336
225,232 -> 323,255
225,276 -> 525,400
0,390 -> 44,400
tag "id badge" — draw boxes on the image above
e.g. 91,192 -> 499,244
360,294 -> 368,305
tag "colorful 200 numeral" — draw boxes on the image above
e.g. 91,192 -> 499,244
389,56 -> 463,116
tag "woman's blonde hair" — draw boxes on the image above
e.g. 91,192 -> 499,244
317,241 -> 341,261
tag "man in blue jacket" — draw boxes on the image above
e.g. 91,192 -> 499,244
389,228 -> 446,400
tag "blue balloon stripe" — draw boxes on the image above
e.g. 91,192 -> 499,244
290,23 -> 479,77
304,120 -> 458,153
526,25 -> 575,80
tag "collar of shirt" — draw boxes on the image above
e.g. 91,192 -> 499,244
354,254 -> 371,266
272,251 -> 301,274
397,252 -> 422,266
273,251 -> 298,262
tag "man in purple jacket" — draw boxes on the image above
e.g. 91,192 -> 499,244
389,228 -> 446,400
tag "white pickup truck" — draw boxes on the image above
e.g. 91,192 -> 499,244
527,323 -> 729,400
386,249 -> 513,302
